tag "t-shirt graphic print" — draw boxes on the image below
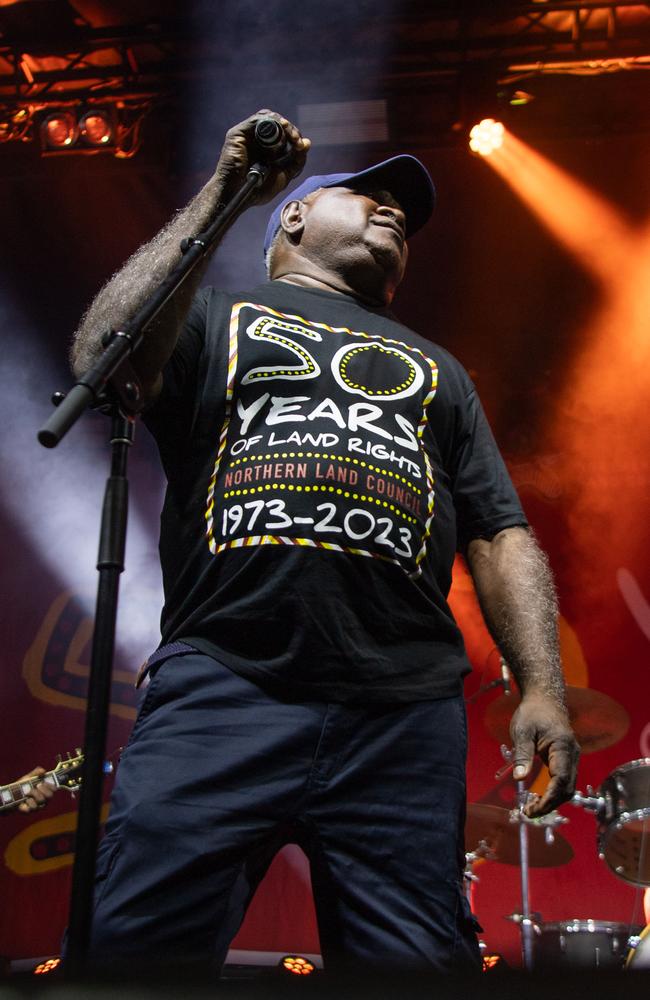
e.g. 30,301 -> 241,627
144,282 -> 527,701
204,300 -> 439,579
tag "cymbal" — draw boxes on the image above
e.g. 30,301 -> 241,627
465,803 -> 574,867
483,686 -> 629,753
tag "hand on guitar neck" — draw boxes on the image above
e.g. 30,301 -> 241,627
1,751 -> 85,815
6,767 -> 54,814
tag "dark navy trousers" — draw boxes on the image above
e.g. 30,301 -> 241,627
89,652 -> 480,974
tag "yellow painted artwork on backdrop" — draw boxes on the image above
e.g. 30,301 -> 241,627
4,803 -> 110,876
23,591 -> 137,720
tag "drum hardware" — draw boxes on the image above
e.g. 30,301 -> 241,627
571,787 -> 606,813
463,843 -> 495,911
513,795 -> 571,968
465,802 -> 573,867
506,911 -> 542,924
515,797 -> 570,841
515,775 -> 535,970
465,655 -> 512,705
531,919 -> 643,969
466,747 -> 573,969
572,759 -> 650,888
496,746 -> 573,970
470,671 -> 646,963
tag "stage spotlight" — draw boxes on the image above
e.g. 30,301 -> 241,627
41,111 -> 78,150
79,109 -> 113,147
482,952 -> 507,971
280,955 -> 316,976
33,956 -> 61,975
469,118 -> 505,156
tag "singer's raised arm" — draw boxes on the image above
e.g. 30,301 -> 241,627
70,110 -> 310,405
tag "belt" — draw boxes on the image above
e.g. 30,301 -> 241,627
134,640 -> 196,688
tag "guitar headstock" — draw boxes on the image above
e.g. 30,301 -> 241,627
52,749 -> 84,791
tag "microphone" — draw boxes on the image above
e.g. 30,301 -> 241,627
500,658 -> 512,696
254,118 -> 291,164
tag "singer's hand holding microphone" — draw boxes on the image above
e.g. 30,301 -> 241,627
215,109 -> 311,205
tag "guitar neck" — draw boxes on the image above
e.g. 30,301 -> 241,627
0,771 -> 57,813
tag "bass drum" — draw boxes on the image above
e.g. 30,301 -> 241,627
534,919 -> 640,969
626,924 -> 650,969
598,758 -> 650,886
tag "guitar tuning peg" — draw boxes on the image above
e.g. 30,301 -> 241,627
56,754 -> 62,763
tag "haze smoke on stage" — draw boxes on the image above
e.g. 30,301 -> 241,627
0,299 -> 164,665
478,129 -> 650,600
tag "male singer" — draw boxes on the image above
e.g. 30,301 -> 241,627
71,110 -> 579,974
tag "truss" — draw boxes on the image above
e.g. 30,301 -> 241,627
0,2 -> 648,151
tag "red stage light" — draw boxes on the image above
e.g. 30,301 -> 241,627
41,112 -> 78,149
469,118 -> 504,156
79,110 -> 113,147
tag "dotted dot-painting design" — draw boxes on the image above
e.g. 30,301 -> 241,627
338,343 -> 417,396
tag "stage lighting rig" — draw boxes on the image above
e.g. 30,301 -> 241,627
23,101 -> 151,159
0,106 -> 30,144
38,106 -> 117,155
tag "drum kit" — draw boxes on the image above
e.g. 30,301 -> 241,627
466,681 -> 650,971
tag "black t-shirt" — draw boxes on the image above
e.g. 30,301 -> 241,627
143,281 -> 527,702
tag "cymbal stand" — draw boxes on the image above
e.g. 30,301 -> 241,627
515,777 -> 536,970
500,747 -> 569,970
499,745 -> 535,970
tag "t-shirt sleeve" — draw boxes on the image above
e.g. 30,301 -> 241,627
450,383 -> 528,551
141,287 -> 210,446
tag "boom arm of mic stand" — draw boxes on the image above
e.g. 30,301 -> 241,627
37,162 -> 270,448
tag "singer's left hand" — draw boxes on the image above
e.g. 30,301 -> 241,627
509,691 -> 580,817
215,109 -> 311,206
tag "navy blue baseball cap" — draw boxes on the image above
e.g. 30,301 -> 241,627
263,154 -> 435,255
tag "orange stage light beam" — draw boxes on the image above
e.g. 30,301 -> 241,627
477,129 -> 650,587
485,130 -> 635,288
478,127 -> 650,403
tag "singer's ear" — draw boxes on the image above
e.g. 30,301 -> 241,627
280,199 -> 305,240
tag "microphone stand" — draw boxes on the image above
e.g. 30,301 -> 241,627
38,160 -> 271,979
